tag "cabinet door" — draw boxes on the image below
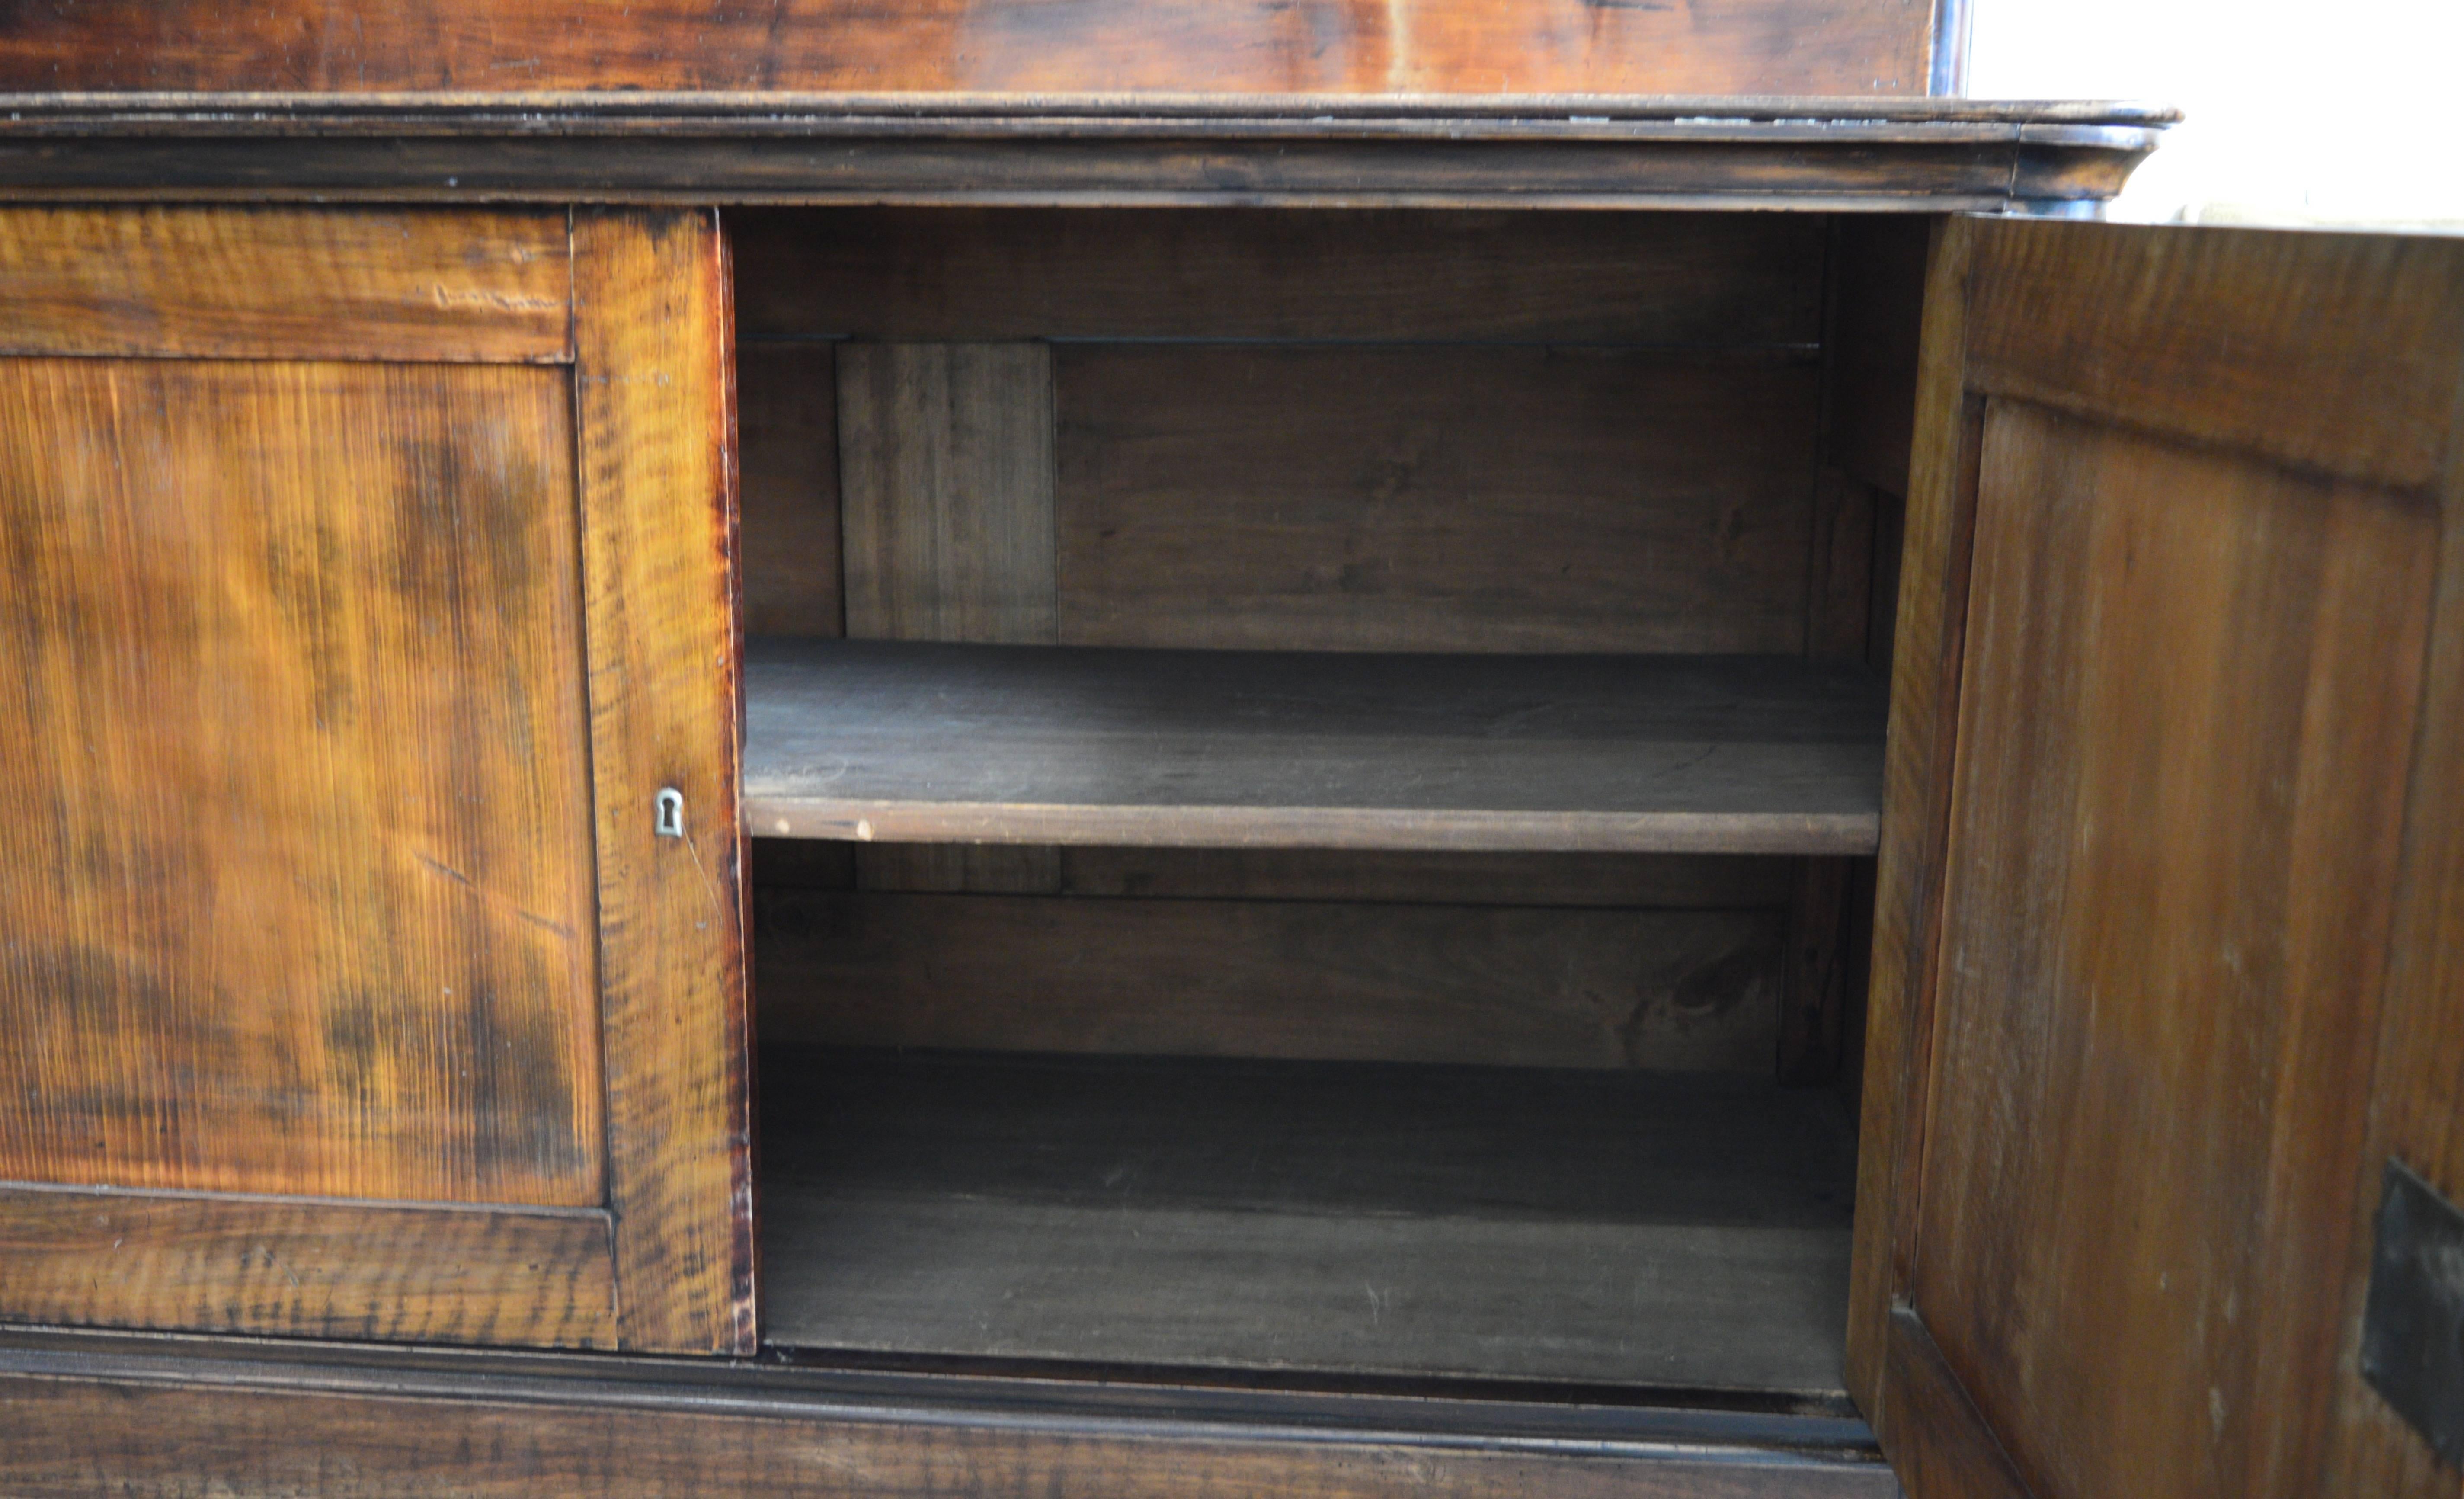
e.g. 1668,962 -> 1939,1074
0,207 -> 751,1354
1850,217 -> 2464,1495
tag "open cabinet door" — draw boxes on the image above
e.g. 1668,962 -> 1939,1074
1847,216 -> 2464,1496
0,207 -> 750,1354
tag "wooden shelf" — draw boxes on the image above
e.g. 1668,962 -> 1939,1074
742,638 -> 1885,855
759,1047 -> 1858,1395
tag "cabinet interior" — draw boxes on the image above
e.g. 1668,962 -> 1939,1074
729,206 -> 1925,1405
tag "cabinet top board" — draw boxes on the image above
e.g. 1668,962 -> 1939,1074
0,93 -> 2173,210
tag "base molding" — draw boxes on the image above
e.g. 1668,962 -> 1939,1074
0,1326 -> 1895,1496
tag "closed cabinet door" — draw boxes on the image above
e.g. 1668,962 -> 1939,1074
1850,216 -> 2464,1495
0,207 -> 751,1355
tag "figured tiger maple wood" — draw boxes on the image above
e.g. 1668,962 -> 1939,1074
0,1186 -> 615,1349
0,356 -> 602,1208
0,0 -> 1941,97
0,206 -> 569,362
572,210 -> 756,1355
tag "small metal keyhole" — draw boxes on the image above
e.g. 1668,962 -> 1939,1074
654,788 -> 685,839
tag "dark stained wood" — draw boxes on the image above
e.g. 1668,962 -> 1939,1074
0,1328 -> 1901,1498
0,1 -> 1942,97
1845,216 -> 1971,1421
839,342 -> 1058,645
0,99 -> 2171,213
835,340 -> 1062,894
0,1186 -> 614,1350
1778,858 -> 1853,1087
766,1048 -> 1857,1225
0,355 -> 603,1208
852,845 -> 1064,894
755,891 -> 1784,1071
742,641 -> 1888,855
2323,330 -> 2464,1494
1054,848 -> 1796,909
736,342 -> 843,638
1055,346 -> 1821,654
571,210 -> 755,1355
1917,399 -> 2433,1497
1855,219 -> 2464,1499
736,208 -> 1826,345
1824,214 -> 1931,498
0,205 -> 570,362
1878,1311 -> 2029,1499
759,1049 -> 1857,1391
1964,221 -> 2464,491
1808,468 -> 1879,660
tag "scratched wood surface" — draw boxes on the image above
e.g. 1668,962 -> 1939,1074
572,210 -> 757,1355
2321,256 -> 2464,1495
0,205 -> 570,363
0,355 -> 603,1208
0,1186 -> 615,1349
0,0 -> 1941,97
1853,218 -> 2464,1499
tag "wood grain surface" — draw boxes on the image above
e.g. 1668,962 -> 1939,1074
0,107 -> 2163,213
0,205 -> 569,362
734,208 -> 1827,346
0,1330 -> 1902,1498
737,341 -> 843,638
1845,216 -> 1969,1420
0,356 -> 602,1207
0,0 -> 1940,97
1877,1311 -> 2027,1499
839,343 -> 1057,645
756,890 -> 1784,1070
2323,307 -> 2464,1493
571,210 -> 755,1355
0,1186 -> 614,1349
1964,221 -> 2464,491
1054,346 -> 1822,654
760,1049 -> 1855,1390
743,640 -> 1887,854
1916,400 -> 2434,1497
1854,218 -> 2464,1499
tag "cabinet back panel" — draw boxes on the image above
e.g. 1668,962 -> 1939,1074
736,208 -> 1827,347
1056,345 -> 1819,653
757,886 -> 1783,1071
0,358 -> 604,1207
733,206 -> 1836,654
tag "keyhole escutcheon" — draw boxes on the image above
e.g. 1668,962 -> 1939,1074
654,787 -> 685,839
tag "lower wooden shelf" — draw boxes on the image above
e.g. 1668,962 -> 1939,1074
758,1047 -> 1858,1399
741,639 -> 1887,855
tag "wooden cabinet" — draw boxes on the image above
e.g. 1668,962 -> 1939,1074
0,206 -> 753,1355
0,9 -> 2458,1498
